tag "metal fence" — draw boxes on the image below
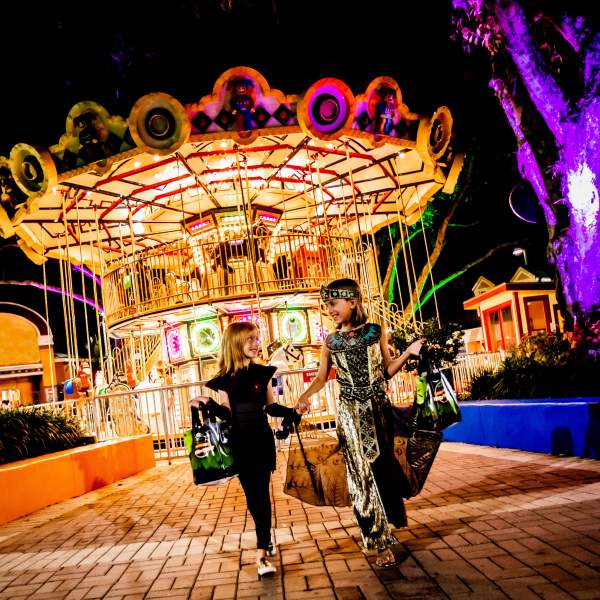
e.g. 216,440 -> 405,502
34,352 -> 504,462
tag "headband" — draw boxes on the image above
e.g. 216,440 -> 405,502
320,284 -> 361,302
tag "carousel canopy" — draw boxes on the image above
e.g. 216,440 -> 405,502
0,67 -> 462,269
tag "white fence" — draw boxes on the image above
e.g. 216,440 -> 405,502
33,352 -> 504,461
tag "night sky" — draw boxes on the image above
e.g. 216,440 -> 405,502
1,0 -> 552,348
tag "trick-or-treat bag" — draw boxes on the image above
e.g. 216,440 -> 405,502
283,421 -> 351,507
184,404 -> 238,485
391,346 -> 460,498
412,347 -> 461,432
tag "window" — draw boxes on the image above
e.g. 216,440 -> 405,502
0,389 -> 20,409
484,303 -> 517,351
524,296 -> 550,334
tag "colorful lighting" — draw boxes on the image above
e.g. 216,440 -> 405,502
189,320 -> 220,355
165,325 -> 190,362
280,311 -> 308,343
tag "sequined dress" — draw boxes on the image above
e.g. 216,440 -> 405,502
326,322 -> 408,551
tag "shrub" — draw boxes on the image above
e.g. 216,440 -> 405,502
391,318 -> 464,368
0,407 -> 85,465
468,332 -> 600,399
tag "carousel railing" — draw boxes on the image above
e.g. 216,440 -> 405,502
52,366 -> 415,461
46,352 -> 502,460
102,232 -> 379,325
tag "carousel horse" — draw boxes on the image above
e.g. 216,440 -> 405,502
268,340 -> 303,373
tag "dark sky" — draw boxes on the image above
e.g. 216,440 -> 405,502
0,0 -> 551,341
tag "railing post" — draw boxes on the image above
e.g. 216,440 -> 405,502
160,388 -> 173,465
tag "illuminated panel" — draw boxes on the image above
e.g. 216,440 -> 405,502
185,217 -> 212,236
165,324 -> 191,363
279,310 -> 308,344
232,312 -> 268,340
189,320 -> 221,356
309,310 -> 329,342
254,204 -> 282,225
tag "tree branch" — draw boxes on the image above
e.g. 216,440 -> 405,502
494,0 -> 568,142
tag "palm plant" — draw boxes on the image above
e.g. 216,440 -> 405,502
0,407 -> 85,465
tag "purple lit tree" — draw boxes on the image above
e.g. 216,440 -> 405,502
451,0 -> 599,341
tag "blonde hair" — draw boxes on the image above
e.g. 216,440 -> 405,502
326,278 -> 369,329
216,321 -> 258,376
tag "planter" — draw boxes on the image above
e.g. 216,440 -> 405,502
0,434 -> 155,525
444,398 -> 600,458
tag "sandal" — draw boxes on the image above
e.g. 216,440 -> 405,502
375,549 -> 398,569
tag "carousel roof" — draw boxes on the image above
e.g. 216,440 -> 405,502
0,67 -> 462,267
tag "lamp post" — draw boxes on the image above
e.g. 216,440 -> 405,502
513,246 -> 528,266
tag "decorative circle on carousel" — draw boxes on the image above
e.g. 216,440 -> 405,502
9,144 -> 57,197
280,311 -> 307,344
189,320 -> 220,355
418,106 -> 453,161
299,79 -> 355,140
128,92 -> 191,155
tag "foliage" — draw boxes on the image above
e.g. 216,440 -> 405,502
570,318 -> 600,358
468,332 -> 600,399
391,318 -> 464,368
511,332 -> 572,366
0,407 -> 85,465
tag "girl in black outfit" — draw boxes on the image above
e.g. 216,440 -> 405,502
193,321 -> 300,577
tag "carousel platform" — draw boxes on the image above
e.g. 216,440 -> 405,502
444,398 -> 600,459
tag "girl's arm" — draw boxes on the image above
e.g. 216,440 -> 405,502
380,328 -> 423,379
295,343 -> 332,413
190,390 -> 231,420
264,379 -> 302,417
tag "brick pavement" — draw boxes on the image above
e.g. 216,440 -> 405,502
1,442 -> 599,600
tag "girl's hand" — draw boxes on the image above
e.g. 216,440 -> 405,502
190,395 -> 210,408
407,340 -> 424,358
295,395 -> 311,414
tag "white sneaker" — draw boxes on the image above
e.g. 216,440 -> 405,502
267,542 -> 277,557
257,557 -> 276,577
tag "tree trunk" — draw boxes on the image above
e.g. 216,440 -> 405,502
458,0 -> 600,330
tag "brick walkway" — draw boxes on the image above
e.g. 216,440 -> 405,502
1,442 -> 599,600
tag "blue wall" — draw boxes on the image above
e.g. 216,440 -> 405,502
443,398 -> 600,458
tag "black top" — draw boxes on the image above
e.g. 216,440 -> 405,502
206,363 -> 277,472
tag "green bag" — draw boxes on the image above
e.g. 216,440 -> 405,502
412,348 -> 461,432
185,405 -> 238,485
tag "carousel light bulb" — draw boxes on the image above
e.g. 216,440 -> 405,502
134,161 -> 141,168
398,150 -> 408,159
153,155 -> 160,161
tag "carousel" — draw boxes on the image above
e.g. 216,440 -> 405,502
0,67 -> 461,447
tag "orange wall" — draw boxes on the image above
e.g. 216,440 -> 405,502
0,314 -> 40,366
0,435 -> 156,525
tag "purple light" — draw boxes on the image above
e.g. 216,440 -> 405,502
0,280 -> 103,313
72,264 -> 102,287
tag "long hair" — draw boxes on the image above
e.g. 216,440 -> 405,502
216,321 -> 258,376
325,278 -> 369,329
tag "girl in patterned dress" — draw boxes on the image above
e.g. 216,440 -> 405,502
295,278 -> 422,568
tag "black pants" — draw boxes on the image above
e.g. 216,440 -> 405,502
238,464 -> 272,550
